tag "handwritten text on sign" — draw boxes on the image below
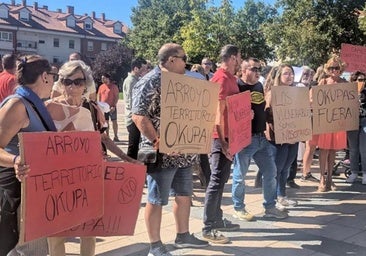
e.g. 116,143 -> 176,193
55,161 -> 146,236
226,91 -> 252,155
312,83 -> 359,134
340,43 -> 366,73
160,72 -> 219,154
272,86 -> 312,144
19,131 -> 103,243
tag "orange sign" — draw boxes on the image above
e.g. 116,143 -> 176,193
226,91 -> 252,155
55,161 -> 146,236
19,131 -> 103,243
340,43 -> 366,73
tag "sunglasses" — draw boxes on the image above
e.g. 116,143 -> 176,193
328,66 -> 340,71
202,62 -> 212,66
174,55 -> 187,63
248,67 -> 262,73
62,78 -> 86,86
48,72 -> 59,81
358,78 -> 366,82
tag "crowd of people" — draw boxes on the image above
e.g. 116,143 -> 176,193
0,41 -> 365,256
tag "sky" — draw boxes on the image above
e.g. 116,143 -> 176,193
9,0 -> 277,28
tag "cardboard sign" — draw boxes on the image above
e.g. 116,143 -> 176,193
272,86 -> 312,144
160,71 -> 219,154
54,161 -> 146,236
226,91 -> 252,155
340,43 -> 366,73
19,131 -> 103,243
312,83 -> 359,134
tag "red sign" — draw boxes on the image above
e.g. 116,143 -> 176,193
19,131 -> 103,243
340,43 -> 366,73
54,161 -> 146,236
226,91 -> 252,155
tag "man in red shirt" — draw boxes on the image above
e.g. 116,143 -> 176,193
97,73 -> 120,141
0,54 -> 17,102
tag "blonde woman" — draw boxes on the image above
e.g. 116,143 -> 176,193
315,56 -> 347,192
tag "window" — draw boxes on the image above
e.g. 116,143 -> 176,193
53,57 -> 61,63
101,42 -> 107,51
69,40 -> 75,49
66,17 -> 75,27
113,24 -> 122,34
39,40 -> 45,44
85,22 -> 92,30
87,41 -> 93,51
0,9 -> 8,19
19,10 -> 29,21
53,38 -> 59,48
0,31 -> 13,42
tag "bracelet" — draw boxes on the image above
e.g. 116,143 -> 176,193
13,155 -> 19,164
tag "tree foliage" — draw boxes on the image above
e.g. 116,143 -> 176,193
92,43 -> 133,88
262,0 -> 366,68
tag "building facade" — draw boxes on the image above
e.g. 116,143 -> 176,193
0,0 -> 127,65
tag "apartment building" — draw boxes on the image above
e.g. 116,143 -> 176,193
0,0 -> 127,65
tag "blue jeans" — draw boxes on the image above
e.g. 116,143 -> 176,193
270,142 -> 298,197
203,139 -> 232,232
347,117 -> 366,175
232,134 -> 277,210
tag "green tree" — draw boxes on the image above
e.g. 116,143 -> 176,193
262,0 -> 366,68
127,0 -> 198,61
92,43 -> 133,90
358,4 -> 366,34
232,0 -> 277,61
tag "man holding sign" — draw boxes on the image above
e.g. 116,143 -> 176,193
202,45 -> 242,244
231,58 -> 287,221
132,43 -> 208,256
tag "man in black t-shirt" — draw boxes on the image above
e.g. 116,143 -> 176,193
231,58 -> 288,220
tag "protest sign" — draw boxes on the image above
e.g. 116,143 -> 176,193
160,71 -> 219,154
272,86 -> 312,144
226,91 -> 251,155
18,131 -> 103,243
340,43 -> 366,73
312,83 -> 359,134
55,161 -> 146,236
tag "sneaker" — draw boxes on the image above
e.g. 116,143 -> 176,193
174,233 -> 209,248
264,207 -> 289,219
113,136 -> 120,142
362,176 -> 366,185
286,180 -> 300,189
300,173 -> 319,182
202,230 -> 229,244
213,218 -> 240,231
346,173 -> 358,183
148,244 -> 172,256
233,209 -> 254,221
278,196 -> 298,207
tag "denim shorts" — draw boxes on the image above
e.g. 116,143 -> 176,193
104,109 -> 117,121
146,166 -> 193,205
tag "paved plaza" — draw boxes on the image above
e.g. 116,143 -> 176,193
64,101 -> 366,256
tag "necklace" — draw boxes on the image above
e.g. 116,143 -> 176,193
63,98 -> 82,107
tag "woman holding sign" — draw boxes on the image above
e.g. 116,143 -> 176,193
315,56 -> 347,192
0,55 -> 56,255
45,60 -> 98,256
265,64 -> 299,208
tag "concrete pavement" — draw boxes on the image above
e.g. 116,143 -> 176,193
65,100 -> 366,256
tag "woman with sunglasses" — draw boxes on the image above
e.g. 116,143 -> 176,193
314,56 -> 347,192
45,60 -> 98,256
346,71 -> 366,184
0,55 -> 56,255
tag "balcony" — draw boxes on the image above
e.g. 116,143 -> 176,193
16,40 -> 37,51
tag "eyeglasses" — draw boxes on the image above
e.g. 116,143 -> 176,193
48,72 -> 59,81
358,78 -> 366,82
62,78 -> 86,86
247,67 -> 262,73
328,66 -> 340,71
202,62 -> 212,66
173,55 -> 187,63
